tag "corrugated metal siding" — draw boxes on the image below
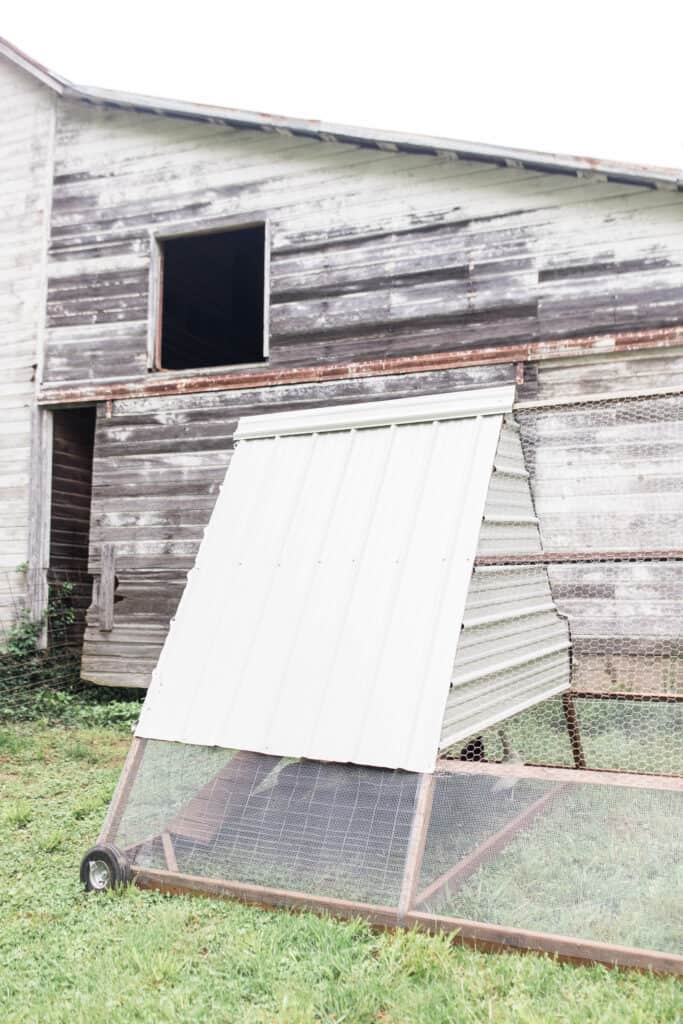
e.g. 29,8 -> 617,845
440,421 -> 570,749
136,387 -> 512,772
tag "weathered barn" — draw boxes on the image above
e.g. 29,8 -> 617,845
1,34 -> 683,678
1,36 -> 682,972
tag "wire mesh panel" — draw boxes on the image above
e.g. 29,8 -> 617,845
111,742 -> 419,906
104,742 -> 683,960
418,769 -> 683,955
449,392 -> 683,777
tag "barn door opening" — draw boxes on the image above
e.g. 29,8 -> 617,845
48,406 -> 96,653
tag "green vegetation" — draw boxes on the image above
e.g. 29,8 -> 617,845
0,712 -> 681,1023
0,582 -> 143,727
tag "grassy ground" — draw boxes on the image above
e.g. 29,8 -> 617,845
0,721 -> 681,1023
434,784 -> 683,954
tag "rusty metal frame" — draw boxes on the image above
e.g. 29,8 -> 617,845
37,325 -> 683,407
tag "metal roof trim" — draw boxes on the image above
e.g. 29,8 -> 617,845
68,84 -> 683,190
1,34 -> 681,190
234,385 -> 516,440
0,35 -> 68,93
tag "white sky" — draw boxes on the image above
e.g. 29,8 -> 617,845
3,0 -> 682,171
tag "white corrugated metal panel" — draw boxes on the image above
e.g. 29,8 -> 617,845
136,387 -> 513,773
234,388 -> 517,439
439,417 -> 571,751
440,566 -> 571,749
478,421 -> 543,557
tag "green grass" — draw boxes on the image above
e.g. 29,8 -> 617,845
0,722 -> 681,1024
430,784 -> 683,954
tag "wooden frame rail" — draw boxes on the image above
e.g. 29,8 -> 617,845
131,866 -> 683,975
435,759 -> 683,791
97,736 -> 146,844
398,773 -> 435,920
475,550 -> 683,565
570,689 -> 683,703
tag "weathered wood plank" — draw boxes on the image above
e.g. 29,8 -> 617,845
42,98 -> 683,386
0,59 -> 54,634
98,542 -> 116,632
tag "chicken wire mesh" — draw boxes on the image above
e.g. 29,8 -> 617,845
0,568 -> 143,723
109,743 -> 419,905
75,388 -> 682,966
418,769 -> 682,956
0,570 -> 84,719
104,742 -> 683,957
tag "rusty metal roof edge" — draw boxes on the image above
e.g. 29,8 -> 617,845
2,32 -> 682,190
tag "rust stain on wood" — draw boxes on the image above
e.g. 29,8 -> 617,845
569,689 -> 683,704
38,325 -> 683,407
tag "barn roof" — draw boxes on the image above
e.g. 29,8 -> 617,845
2,33 -> 681,193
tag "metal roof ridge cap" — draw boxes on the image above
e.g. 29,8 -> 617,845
234,385 -> 516,440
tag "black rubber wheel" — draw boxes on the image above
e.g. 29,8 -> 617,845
80,844 -> 131,892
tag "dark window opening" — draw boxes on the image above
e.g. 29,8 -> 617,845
159,225 -> 266,370
49,406 -> 96,651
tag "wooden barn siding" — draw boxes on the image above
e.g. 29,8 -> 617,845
44,100 -> 683,385
81,351 -> 683,688
520,351 -> 683,696
81,363 -> 513,686
0,58 -> 54,631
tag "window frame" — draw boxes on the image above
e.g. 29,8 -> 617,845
147,215 -> 271,374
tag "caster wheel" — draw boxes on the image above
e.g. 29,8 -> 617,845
80,844 -> 131,892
